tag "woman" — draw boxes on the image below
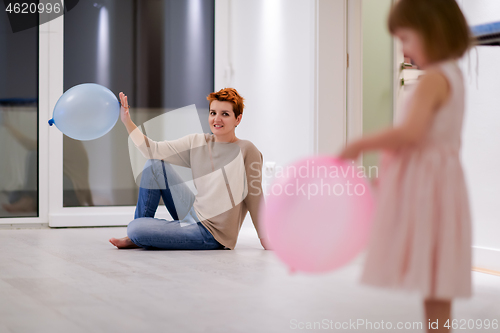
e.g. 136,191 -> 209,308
109,88 -> 269,250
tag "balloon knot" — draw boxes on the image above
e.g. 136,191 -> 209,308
48,119 -> 55,126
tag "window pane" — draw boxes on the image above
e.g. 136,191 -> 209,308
0,15 -> 39,218
63,0 -> 215,207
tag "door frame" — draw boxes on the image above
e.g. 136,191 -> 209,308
347,0 -> 363,146
44,15 -> 170,227
0,18 -> 50,226
44,15 -> 135,227
315,0 -> 349,155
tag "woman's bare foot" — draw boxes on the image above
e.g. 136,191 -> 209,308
109,236 -> 140,249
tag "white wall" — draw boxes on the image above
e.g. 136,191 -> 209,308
215,0 -> 348,187
458,0 -> 500,271
215,0 -> 316,233
214,0 -> 348,232
216,0 -> 317,170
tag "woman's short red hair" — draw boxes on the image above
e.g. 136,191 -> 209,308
206,88 -> 245,118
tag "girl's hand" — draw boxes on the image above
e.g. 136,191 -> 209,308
119,92 -> 131,125
338,142 -> 362,160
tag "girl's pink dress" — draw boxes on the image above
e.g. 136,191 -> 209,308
360,60 -> 472,299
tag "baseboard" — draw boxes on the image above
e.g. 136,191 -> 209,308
0,223 -> 49,229
473,246 -> 500,275
472,266 -> 500,277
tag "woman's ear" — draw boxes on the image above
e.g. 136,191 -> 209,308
236,114 -> 242,126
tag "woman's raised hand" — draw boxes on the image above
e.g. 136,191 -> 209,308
119,92 -> 140,137
119,92 -> 132,125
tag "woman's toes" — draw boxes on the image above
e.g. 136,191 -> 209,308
109,238 -> 119,247
109,237 -> 139,249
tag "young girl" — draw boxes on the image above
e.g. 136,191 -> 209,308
339,1 -> 472,332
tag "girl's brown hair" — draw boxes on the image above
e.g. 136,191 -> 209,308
206,88 -> 245,118
388,0 -> 471,62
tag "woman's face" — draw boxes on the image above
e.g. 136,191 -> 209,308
209,100 -> 242,136
394,28 -> 429,68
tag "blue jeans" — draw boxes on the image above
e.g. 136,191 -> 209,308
127,159 -> 225,250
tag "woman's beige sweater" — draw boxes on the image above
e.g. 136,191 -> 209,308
131,131 -> 265,250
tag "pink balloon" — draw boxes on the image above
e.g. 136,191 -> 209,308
260,155 -> 375,274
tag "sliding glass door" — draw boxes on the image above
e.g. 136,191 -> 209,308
48,0 -> 215,226
0,13 -> 39,220
0,0 -> 215,226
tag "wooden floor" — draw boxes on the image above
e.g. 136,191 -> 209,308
0,225 -> 499,333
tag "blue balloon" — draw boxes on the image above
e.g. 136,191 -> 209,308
48,83 -> 120,141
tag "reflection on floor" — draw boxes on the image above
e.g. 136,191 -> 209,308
0,191 -> 37,218
0,225 -> 498,333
